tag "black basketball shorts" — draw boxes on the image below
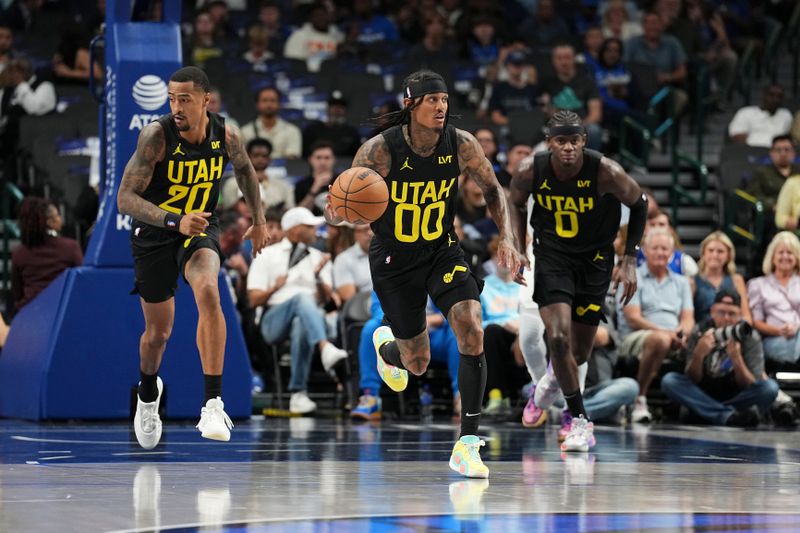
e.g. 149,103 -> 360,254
369,233 -> 484,339
130,219 -> 223,303
533,246 -> 614,326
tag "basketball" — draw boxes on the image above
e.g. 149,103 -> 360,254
329,167 -> 389,224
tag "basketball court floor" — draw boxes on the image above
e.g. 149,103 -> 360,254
1,416 -> 798,532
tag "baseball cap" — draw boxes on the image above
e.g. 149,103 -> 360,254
506,51 -> 527,66
713,288 -> 741,307
281,207 -> 326,231
328,90 -> 348,107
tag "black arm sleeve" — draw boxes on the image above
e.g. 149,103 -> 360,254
625,193 -> 648,256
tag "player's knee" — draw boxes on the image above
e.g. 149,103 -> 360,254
457,322 -> 483,354
548,330 -> 570,359
193,279 -> 220,308
142,328 -> 171,350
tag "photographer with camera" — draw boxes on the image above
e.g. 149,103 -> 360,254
661,289 -> 779,427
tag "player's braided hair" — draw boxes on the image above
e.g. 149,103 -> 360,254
546,110 -> 582,130
371,70 -> 449,134
19,196 -> 51,248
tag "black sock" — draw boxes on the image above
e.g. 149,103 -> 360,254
204,374 -> 222,403
138,371 -> 159,403
564,390 -> 587,420
459,353 -> 487,438
379,341 -> 405,370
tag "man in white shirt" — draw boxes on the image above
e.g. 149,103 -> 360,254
241,87 -> 302,158
221,138 -> 295,211
728,85 -> 793,148
247,207 -> 348,414
333,223 -> 373,303
283,2 -> 344,72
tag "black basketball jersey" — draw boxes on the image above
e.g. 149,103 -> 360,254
142,112 -> 228,218
530,149 -> 620,254
372,124 -> 461,248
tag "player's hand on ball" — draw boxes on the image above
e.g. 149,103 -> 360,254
323,189 -> 345,226
244,222 -> 272,258
612,255 -> 638,305
180,212 -> 211,236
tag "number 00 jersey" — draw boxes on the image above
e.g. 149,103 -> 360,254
372,124 -> 461,248
530,149 -> 620,255
141,112 -> 228,220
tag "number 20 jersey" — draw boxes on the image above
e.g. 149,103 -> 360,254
142,112 -> 228,217
530,149 -> 620,255
373,124 -> 460,248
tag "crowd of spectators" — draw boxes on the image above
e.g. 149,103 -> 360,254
1,0 -> 799,428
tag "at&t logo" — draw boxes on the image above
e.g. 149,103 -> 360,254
129,74 -> 168,130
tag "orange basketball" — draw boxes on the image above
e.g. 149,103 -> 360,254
329,167 -> 389,224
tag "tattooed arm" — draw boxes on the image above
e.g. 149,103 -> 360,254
456,128 -> 523,275
226,123 -> 271,256
226,124 -> 265,225
508,154 -> 535,263
324,134 -> 392,225
117,122 -> 168,227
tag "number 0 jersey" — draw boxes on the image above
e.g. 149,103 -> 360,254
372,124 -> 460,248
141,112 -> 228,219
530,149 -> 620,255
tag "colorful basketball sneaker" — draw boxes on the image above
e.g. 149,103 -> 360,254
351,393 -> 382,420
373,326 -> 408,392
449,435 -> 489,479
522,384 -> 548,428
560,415 -> 596,453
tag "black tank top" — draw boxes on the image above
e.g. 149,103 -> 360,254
372,124 -> 461,249
142,112 -> 228,219
530,149 -> 620,255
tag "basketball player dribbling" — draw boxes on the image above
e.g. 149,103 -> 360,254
325,70 -> 523,478
509,110 -> 647,452
117,66 -> 270,449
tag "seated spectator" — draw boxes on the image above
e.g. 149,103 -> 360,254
408,10 -> 458,67
254,0 -> 290,57
728,85 -> 793,148
693,231 -> 751,324
351,292 -> 460,420
302,91 -> 361,158
582,322 -> 640,424
246,207 -> 349,414
517,0 -> 570,52
1,0 -> 43,33
241,87 -> 302,159
591,37 -> 633,130
661,288 -> 779,426
321,221 -> 353,259
185,10 -> 223,68
481,236 -> 526,414
332,223 -> 372,304
345,0 -> 399,45
11,197 -> 83,319
204,0 -> 237,42
473,127 -> 502,173
601,0 -> 643,41
207,87 -> 239,128
488,51 -> 540,127
283,1 -> 344,72
0,57 -> 56,177
746,135 -> 800,216
540,43 -> 603,150
684,0 -> 738,102
294,141 -> 336,215
636,209 -> 698,276
456,174 -> 496,241
463,14 -> 501,72
223,138 -> 294,213
624,11 -> 688,116
495,142 -> 533,189
53,25 -> 102,83
617,227 -> 695,423
243,24 -> 275,69
579,26 -> 605,69
773,172 -> 800,232
747,231 -> 800,365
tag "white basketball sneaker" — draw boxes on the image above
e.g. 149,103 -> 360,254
196,397 -> 233,442
134,377 -> 163,450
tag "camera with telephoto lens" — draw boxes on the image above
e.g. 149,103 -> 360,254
712,320 -> 752,344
